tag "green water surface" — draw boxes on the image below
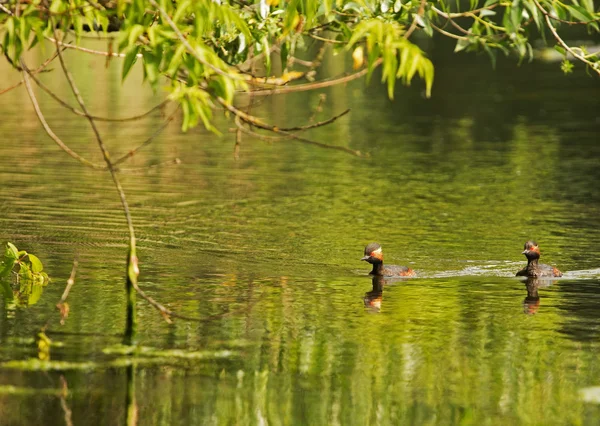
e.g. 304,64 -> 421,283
1,43 -> 600,425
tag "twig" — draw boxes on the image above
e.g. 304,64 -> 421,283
24,67 -> 170,122
221,98 -> 362,156
112,106 -> 180,166
59,376 -> 74,426
148,0 -> 242,80
246,59 -> 382,96
277,108 -> 351,131
235,116 -> 294,142
533,0 -> 600,74
404,0 -> 427,39
49,25 -> 140,341
57,259 -> 78,305
21,63 -> 106,170
308,32 -> 346,44
431,4 -> 498,19
234,126 -> 242,160
0,50 -> 61,96
56,258 -> 77,326
431,22 -> 469,40
0,3 -> 13,15
46,37 -> 142,58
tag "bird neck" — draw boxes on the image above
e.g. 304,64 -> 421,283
371,262 -> 384,275
526,257 -> 539,272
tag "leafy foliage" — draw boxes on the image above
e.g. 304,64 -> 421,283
0,0 -> 598,132
1,242 -> 48,283
0,242 -> 49,309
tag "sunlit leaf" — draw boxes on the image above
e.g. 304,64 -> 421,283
122,46 -> 140,80
27,254 -> 43,273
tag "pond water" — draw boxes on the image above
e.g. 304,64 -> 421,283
1,42 -> 600,425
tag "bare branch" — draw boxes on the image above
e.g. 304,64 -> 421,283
533,0 -> 600,74
148,0 -> 243,80
21,63 -> 106,170
431,4 -> 498,19
49,26 -> 141,341
0,50 -> 61,96
277,108 -> 351,132
431,22 -> 469,40
112,106 -> 180,166
56,258 -> 78,326
221,98 -> 362,156
46,37 -> 143,58
404,0 -> 427,39
245,59 -> 382,96
57,258 -> 78,305
59,376 -> 74,426
24,67 -> 170,122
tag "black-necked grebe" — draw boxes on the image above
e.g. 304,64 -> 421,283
361,242 -> 416,277
516,240 -> 562,278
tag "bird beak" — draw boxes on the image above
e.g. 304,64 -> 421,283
360,256 -> 370,261
522,250 -> 529,255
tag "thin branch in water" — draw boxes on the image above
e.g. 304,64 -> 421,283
56,258 -> 77,326
59,376 -> 74,426
49,25 -> 140,343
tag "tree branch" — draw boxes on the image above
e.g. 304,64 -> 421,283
21,62 -> 106,170
245,59 -> 382,96
404,0 -> 427,39
220,98 -> 362,156
0,50 -> 60,96
112,106 -> 180,166
533,0 -> 600,74
148,0 -> 242,81
49,25 -> 140,342
24,67 -> 170,122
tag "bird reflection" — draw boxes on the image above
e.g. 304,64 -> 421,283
523,277 -> 541,315
364,276 -> 384,312
522,276 -> 558,315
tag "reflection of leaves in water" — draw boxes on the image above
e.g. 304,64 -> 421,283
1,346 -> 237,371
0,385 -> 65,396
1,242 -> 49,309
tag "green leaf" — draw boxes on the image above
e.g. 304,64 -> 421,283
28,254 -> 43,273
565,5 -> 594,22
6,243 -> 18,260
262,36 -> 271,77
280,41 -> 289,70
581,0 -> 595,14
128,24 -> 145,46
122,46 -> 140,80
554,45 -> 566,56
454,37 -> 471,53
18,265 -> 32,281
